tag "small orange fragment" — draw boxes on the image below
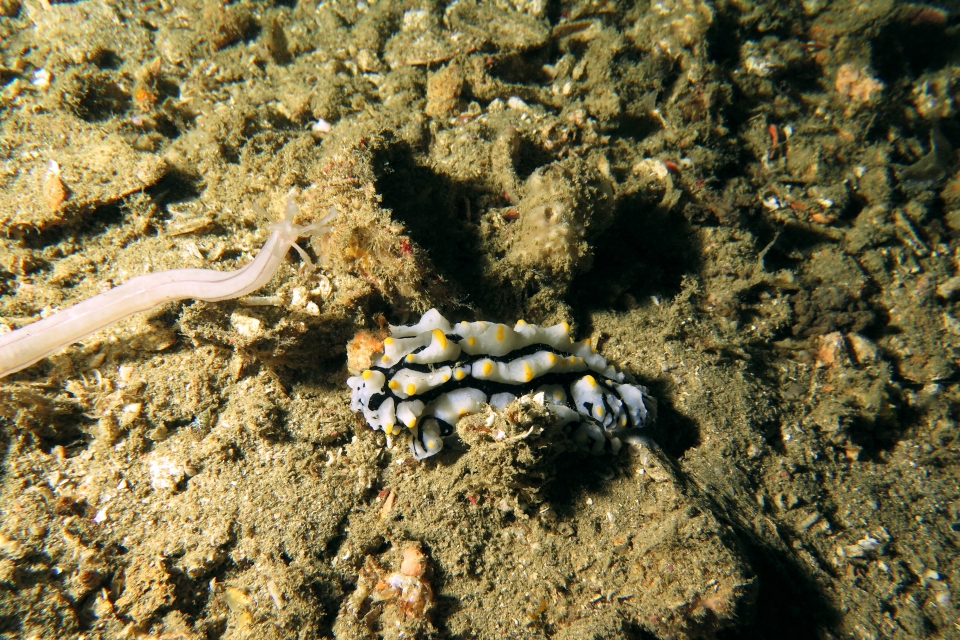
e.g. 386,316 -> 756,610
42,161 -> 69,212
347,330 -> 384,373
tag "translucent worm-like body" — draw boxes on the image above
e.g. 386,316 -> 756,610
0,197 -> 335,378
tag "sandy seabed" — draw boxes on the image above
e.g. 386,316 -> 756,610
0,1 -> 959,639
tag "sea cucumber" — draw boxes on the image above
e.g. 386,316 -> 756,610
0,195 -> 336,379
347,309 -> 655,459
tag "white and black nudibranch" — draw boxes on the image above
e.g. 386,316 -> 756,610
347,309 -> 655,460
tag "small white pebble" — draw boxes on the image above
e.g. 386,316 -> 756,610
118,365 -> 134,384
31,68 -> 51,90
291,287 -> 308,308
507,96 -> 530,112
230,312 -> 262,339
311,117 -> 332,134
148,456 -> 185,491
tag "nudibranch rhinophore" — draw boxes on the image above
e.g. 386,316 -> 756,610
347,309 -> 656,460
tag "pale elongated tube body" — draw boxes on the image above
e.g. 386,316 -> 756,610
0,198 -> 335,379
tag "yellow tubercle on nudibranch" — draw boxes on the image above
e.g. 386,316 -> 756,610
522,362 -> 534,382
346,309 -> 655,460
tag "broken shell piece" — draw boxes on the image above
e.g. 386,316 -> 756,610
223,585 -> 252,611
846,333 -> 879,364
759,191 -> 781,210
314,274 -> 333,299
632,158 -> 670,181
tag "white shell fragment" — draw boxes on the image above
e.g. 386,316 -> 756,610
347,309 -> 656,460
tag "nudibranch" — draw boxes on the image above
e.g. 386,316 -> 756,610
347,310 -> 655,460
